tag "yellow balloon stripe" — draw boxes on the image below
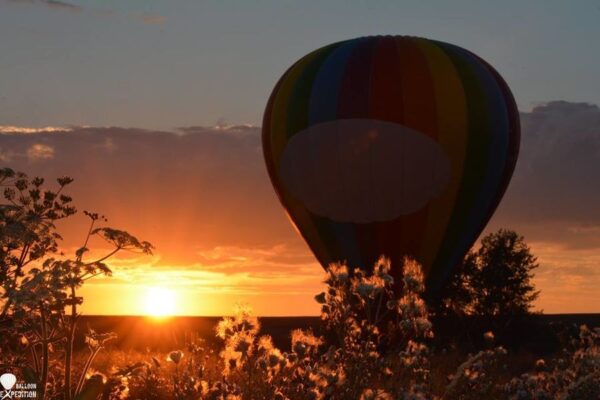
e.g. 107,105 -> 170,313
413,38 -> 468,275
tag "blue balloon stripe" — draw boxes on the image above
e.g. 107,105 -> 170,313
309,40 -> 361,125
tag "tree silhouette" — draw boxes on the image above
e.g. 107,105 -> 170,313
436,229 -> 539,317
0,167 -> 152,400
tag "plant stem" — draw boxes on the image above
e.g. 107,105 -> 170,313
74,347 -> 101,396
66,218 -> 94,400
39,303 -> 49,400
31,345 -> 40,376
64,284 -> 77,400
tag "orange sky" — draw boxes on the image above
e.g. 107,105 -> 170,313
1,101 -> 600,315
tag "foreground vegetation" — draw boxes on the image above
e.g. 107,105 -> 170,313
1,169 -> 599,399
64,258 -> 598,400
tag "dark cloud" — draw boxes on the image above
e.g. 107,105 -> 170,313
44,0 -> 78,10
506,101 -> 600,222
477,101 -> 600,312
0,124 -> 301,267
489,101 -> 600,250
2,0 -> 167,25
3,0 -> 82,12
1,103 -> 599,254
1,101 -> 599,312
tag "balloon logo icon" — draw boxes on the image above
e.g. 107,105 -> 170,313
262,35 -> 520,294
0,373 -> 16,391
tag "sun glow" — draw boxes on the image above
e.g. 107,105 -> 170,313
143,287 -> 177,317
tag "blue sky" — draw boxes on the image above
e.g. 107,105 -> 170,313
1,0 -> 600,130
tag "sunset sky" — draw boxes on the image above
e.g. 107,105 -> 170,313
1,0 -> 599,315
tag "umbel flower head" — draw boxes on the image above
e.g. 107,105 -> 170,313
167,350 -> 184,365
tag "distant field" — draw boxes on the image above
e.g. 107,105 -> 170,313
77,314 -> 600,353
77,315 -> 322,351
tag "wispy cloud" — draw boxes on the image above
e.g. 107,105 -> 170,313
135,12 -> 166,25
74,244 -> 323,315
27,143 -> 54,161
43,0 -> 79,11
3,0 -> 82,12
2,0 -> 167,25
0,125 -> 72,134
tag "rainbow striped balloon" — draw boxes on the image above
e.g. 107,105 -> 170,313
262,36 -> 519,294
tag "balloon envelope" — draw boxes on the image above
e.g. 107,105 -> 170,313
262,36 -> 519,294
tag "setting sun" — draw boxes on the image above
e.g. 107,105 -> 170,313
143,287 -> 177,317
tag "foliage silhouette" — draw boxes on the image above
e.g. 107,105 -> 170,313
436,229 -> 539,318
0,167 -> 152,400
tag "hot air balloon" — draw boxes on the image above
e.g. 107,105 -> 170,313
262,36 -> 519,295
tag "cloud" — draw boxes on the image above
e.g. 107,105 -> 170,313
1,101 -> 599,313
484,101 -> 600,312
104,248 -> 321,296
3,0 -> 167,26
0,147 -> 14,162
3,0 -> 82,12
568,224 -> 600,234
136,12 -> 166,25
43,0 -> 79,11
0,125 -> 72,134
490,101 -> 600,247
506,101 -> 600,221
0,124 -> 300,262
27,143 -> 54,161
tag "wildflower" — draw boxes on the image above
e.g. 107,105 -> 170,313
228,358 -> 237,371
402,257 -> 425,293
268,350 -> 284,368
291,329 -> 323,357
257,335 -> 274,354
381,274 -> 394,285
359,388 -> 393,400
327,263 -> 349,282
535,358 -> 546,371
274,390 -> 288,400
258,358 -> 268,370
483,331 -> 495,345
234,338 -> 251,355
167,350 -> 184,365
85,369 -> 107,384
293,341 -> 307,357
216,317 -> 235,339
356,276 -> 385,299
315,292 -> 327,304
386,299 -> 397,310
373,256 -> 391,274
85,329 -> 117,350
199,380 -> 209,395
